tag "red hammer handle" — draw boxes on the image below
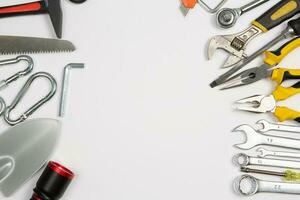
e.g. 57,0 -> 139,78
0,2 -> 47,17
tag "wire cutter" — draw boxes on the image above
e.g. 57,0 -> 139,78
220,36 -> 300,90
235,79 -> 300,122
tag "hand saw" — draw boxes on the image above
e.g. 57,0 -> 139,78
0,35 -> 75,54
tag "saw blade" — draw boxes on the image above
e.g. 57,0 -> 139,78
0,36 -> 75,55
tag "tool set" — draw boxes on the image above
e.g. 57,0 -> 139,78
0,0 -> 87,199
190,0 -> 300,194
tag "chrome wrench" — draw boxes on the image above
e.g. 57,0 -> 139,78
257,147 -> 300,159
257,119 -> 300,133
217,0 -> 271,29
234,174 -> 300,196
233,124 -> 300,150
208,0 -> 300,67
233,153 -> 300,169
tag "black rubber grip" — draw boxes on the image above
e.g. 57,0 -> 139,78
288,16 -> 300,35
292,80 -> 300,88
282,71 -> 300,82
295,117 -> 300,122
255,0 -> 300,31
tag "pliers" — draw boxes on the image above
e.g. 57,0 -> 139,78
220,36 -> 300,90
235,79 -> 300,122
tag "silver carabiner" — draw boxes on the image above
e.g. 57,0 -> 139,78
0,55 -> 34,90
4,72 -> 57,126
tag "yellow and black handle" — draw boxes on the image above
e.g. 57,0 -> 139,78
273,81 -> 300,122
253,0 -> 300,32
264,36 -> 300,65
271,68 -> 300,84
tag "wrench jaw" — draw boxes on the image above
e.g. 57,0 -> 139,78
207,36 -> 244,61
233,125 -> 263,150
222,54 -> 245,68
234,175 -> 259,196
256,147 -> 269,158
256,119 -> 272,133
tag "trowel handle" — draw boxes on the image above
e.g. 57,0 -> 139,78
0,2 -> 48,17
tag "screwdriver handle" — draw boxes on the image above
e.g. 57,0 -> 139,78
0,2 -> 47,17
285,170 -> 300,181
272,68 -> 300,84
264,36 -> 300,65
253,0 -> 300,32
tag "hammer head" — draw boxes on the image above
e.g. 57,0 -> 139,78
46,0 -> 63,38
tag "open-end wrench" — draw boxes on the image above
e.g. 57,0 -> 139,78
233,153 -> 300,169
234,174 -> 300,196
257,119 -> 300,133
233,124 -> 300,150
257,147 -> 300,159
217,0 -> 271,29
208,0 -> 300,67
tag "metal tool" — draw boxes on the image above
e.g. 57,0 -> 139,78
217,0 -> 270,28
257,119 -> 300,133
257,147 -> 300,159
0,118 -> 60,197
4,72 -> 57,126
233,124 -> 300,150
233,153 -> 300,169
0,55 -> 33,90
222,16 -> 300,69
235,81 -> 300,122
241,167 -> 300,181
180,0 -> 227,16
0,0 -> 63,38
234,174 -> 300,196
59,63 -> 84,117
219,37 -> 300,90
210,18 -> 300,88
0,97 -> 6,117
208,0 -> 300,68
0,35 -> 75,54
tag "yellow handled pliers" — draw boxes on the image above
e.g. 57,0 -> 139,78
221,36 -> 300,90
235,75 -> 300,122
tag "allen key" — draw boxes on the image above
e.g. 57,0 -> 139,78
59,63 -> 85,117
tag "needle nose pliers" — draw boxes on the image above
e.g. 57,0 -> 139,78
235,78 -> 300,122
221,36 -> 300,90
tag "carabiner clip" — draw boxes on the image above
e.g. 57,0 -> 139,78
0,55 -> 34,90
4,72 -> 57,126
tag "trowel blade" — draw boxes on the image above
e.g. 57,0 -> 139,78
0,118 -> 61,197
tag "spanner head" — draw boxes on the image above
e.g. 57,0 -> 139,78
233,124 -> 263,150
256,119 -> 273,133
233,175 -> 258,196
256,147 -> 270,158
207,36 -> 245,60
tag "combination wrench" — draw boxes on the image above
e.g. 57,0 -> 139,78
257,119 -> 300,133
233,124 -> 300,150
234,174 -> 300,196
233,153 -> 300,169
217,0 -> 271,28
257,147 -> 300,159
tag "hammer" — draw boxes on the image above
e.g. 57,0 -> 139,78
0,0 -> 63,38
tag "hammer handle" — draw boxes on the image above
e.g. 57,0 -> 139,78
0,2 -> 48,17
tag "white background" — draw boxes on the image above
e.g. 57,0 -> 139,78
0,0 -> 300,199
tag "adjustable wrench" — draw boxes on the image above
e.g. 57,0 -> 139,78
233,124 -> 300,150
257,119 -> 300,133
257,147 -> 300,159
233,153 -> 300,169
208,0 -> 300,67
234,174 -> 300,196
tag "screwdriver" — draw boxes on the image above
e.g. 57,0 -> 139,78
210,16 -> 300,88
241,167 -> 300,182
180,0 -> 198,16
